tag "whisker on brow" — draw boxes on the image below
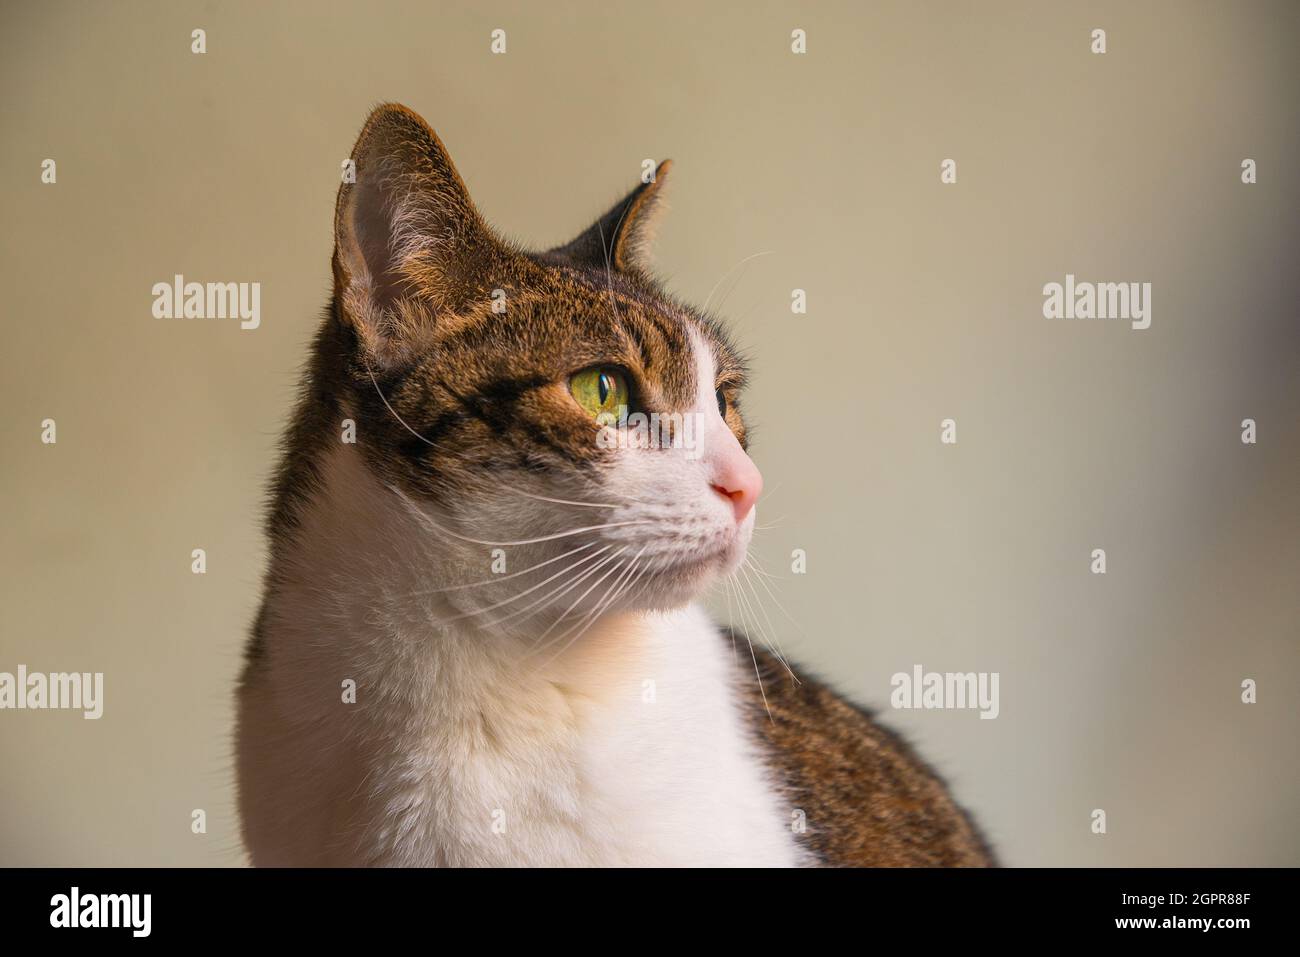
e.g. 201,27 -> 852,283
701,250 -> 774,316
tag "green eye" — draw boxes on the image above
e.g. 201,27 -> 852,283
569,366 -> 630,421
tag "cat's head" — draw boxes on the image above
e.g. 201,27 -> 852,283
329,104 -> 761,633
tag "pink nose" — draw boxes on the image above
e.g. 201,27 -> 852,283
711,444 -> 763,523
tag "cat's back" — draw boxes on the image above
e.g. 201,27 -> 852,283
734,638 -> 994,867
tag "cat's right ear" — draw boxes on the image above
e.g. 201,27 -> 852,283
548,161 -> 673,274
333,103 -> 501,364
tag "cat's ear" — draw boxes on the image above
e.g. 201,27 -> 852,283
549,161 -> 673,273
332,103 -> 509,362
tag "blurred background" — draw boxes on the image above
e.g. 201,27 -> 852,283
1,0 -> 1296,866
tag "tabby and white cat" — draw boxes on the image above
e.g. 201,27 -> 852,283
235,104 -> 992,867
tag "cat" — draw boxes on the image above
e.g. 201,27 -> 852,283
235,103 -> 993,867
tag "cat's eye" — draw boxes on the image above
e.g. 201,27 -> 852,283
716,388 -> 728,418
569,366 -> 630,420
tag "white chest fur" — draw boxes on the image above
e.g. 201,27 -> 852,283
237,448 -> 803,867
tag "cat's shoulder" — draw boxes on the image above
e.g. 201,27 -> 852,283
723,630 -> 996,867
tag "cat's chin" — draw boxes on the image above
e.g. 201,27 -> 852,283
625,544 -> 747,611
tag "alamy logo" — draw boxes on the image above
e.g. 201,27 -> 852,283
596,406 -> 708,459
151,274 -> 261,329
0,665 -> 103,719
1042,273 -> 1151,330
50,887 -> 150,937
890,665 -> 1000,719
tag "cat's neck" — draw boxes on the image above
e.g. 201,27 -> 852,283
247,445 -> 803,866
265,442 -> 661,699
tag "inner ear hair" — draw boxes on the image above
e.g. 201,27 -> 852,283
331,103 -> 502,361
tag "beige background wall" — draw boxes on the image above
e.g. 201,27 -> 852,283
1,1 -> 1296,865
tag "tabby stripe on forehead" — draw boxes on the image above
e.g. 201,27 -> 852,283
625,311 -> 677,373
640,310 -> 696,402
642,309 -> 691,361
620,316 -> 654,371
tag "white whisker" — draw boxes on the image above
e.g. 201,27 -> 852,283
532,563 -> 629,658
431,545 -> 612,626
506,489 -> 625,510
526,550 -> 630,649
532,545 -> 648,660
368,368 -> 439,447
480,547 -> 626,631
701,250 -> 774,315
745,553 -> 806,640
410,541 -> 598,596
394,487 -> 651,547
722,574 -> 740,666
737,560 -> 798,683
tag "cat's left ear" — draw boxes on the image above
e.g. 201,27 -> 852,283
548,161 -> 673,273
332,103 -> 522,365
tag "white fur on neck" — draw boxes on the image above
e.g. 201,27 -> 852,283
238,444 -> 804,867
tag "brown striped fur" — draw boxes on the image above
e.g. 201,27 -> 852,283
242,104 -> 993,866
735,638 -> 994,866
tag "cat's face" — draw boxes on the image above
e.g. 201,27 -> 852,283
331,104 -> 761,638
